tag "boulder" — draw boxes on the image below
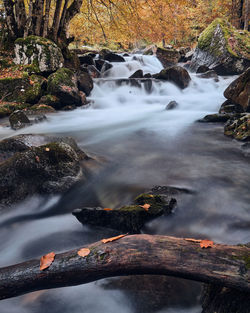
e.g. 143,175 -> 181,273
154,66 -> 191,89
99,49 -> 125,62
95,59 -> 105,72
76,70 -> 94,96
156,47 -> 180,67
224,114 -> 250,141
129,70 -> 144,78
0,134 -> 91,207
219,100 -> 244,114
197,70 -> 219,82
166,101 -> 178,110
190,19 -> 250,75
197,113 -> 231,123
29,104 -> 56,113
47,68 -> 87,108
73,193 -> 176,233
223,68 -> 250,111
9,110 -> 31,130
87,65 -> 101,78
78,54 -> 95,66
38,94 -> 61,110
14,36 -> 64,73
0,102 -> 28,118
196,65 -> 210,73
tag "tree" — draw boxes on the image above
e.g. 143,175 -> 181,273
2,0 -> 83,46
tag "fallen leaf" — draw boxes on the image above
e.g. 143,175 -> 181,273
200,240 -> 214,249
78,248 -> 90,258
35,155 -> 40,163
45,147 -> 50,152
29,80 -> 35,85
40,252 -> 55,270
101,234 -> 127,244
140,204 -> 151,211
184,238 -> 201,243
103,208 -> 113,211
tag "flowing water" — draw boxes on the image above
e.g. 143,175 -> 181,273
0,55 -> 249,313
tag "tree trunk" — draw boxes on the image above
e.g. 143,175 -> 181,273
24,1 -> 33,38
3,0 -> 18,38
0,235 -> 249,301
42,0 -> 52,37
15,0 -> 27,37
244,0 -> 249,30
52,0 -> 64,41
34,0 -> 45,36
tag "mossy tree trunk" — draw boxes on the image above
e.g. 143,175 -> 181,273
2,0 -> 83,46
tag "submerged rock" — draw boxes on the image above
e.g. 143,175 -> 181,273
154,66 -> 191,89
0,134 -> 92,207
73,193 -> 176,233
14,35 -> 64,73
166,101 -> 178,110
156,47 -> 180,67
129,70 -> 144,78
223,68 -> 250,112
190,19 -> 250,75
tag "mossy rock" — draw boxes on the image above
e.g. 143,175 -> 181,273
0,102 -> 30,118
24,74 -> 47,104
224,114 -> 250,141
14,35 -> 64,73
190,18 -> 250,75
73,193 -> 176,233
47,68 -> 75,94
156,47 -> 181,67
29,104 -> 56,113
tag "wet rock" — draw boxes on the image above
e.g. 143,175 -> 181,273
38,94 -> 61,110
123,53 -> 130,57
76,70 -> 94,96
144,73 -> 152,78
73,193 -> 176,233
178,47 -> 191,62
87,65 -> 101,78
9,110 -> 31,130
0,134 -> 91,207
101,61 -> 113,73
95,59 -> 105,72
198,113 -> 231,123
156,47 -> 180,67
223,68 -> 250,111
219,100 -> 244,114
143,79 -> 153,93
190,19 -> 250,75
129,69 -> 144,78
0,102 -> 28,118
99,49 -> 125,62
142,45 -> 157,55
197,70 -> 219,82
78,54 -> 95,66
154,66 -> 191,89
29,104 -> 56,113
47,68 -> 85,108
166,100 -> 178,110
14,36 -> 64,73
196,65 -> 210,73
224,114 -> 250,141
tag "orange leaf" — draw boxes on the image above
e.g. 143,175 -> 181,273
78,248 -> 90,258
184,238 -> 201,243
29,80 -> 35,85
40,252 -> 55,270
35,156 -> 40,163
140,204 -> 150,211
200,240 -> 214,249
103,208 -> 113,211
101,234 -> 127,244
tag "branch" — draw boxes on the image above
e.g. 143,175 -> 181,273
0,235 -> 249,301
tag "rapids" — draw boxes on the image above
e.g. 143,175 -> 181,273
0,55 -> 249,313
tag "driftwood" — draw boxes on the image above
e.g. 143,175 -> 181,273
0,235 -> 249,300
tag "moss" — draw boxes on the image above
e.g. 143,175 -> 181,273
198,18 -> 250,58
29,104 -> 55,113
0,102 -> 29,118
119,205 -> 145,212
24,74 -> 46,104
47,68 -> 74,94
233,253 -> 250,270
15,36 -> 57,48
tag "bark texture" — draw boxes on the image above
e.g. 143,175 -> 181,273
0,235 -> 249,301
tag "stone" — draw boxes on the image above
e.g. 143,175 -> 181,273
73,193 -> 176,233
0,102 -> 28,118
0,134 -> 91,207
47,68 -> 87,108
87,65 -> 101,78
78,54 -> 95,66
197,113 -> 231,123
76,70 -> 94,96
190,19 -> 250,75
129,69 -> 144,78
219,100 -> 244,114
156,47 -> 181,67
99,49 -> 125,62
223,68 -> 250,111
224,114 -> 250,141
196,65 -> 210,73
9,110 -> 31,130
14,36 -> 64,73
197,70 -> 219,82
166,101 -> 178,110
154,66 -> 191,89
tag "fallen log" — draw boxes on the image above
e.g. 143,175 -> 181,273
0,235 -> 249,300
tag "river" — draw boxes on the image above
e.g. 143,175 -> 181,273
0,55 -> 249,313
